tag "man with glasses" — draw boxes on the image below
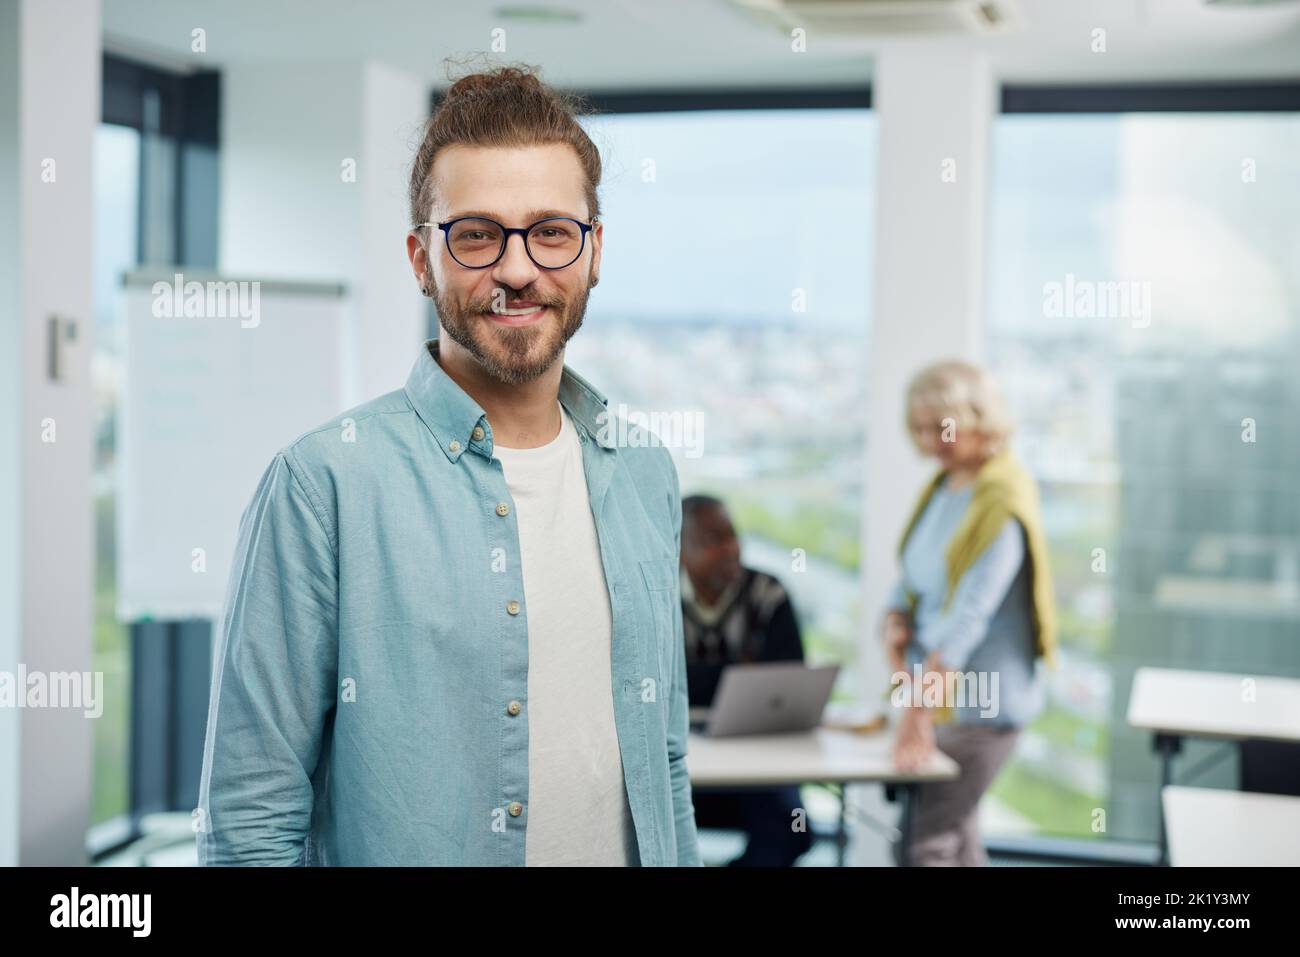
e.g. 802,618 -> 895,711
198,65 -> 702,867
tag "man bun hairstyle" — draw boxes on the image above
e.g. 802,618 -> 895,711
409,63 -> 603,230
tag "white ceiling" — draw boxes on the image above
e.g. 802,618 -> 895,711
102,0 -> 1300,89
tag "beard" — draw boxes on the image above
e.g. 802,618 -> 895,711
431,270 -> 592,386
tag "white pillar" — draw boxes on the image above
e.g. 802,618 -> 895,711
0,0 -> 100,866
860,50 -> 994,696
219,60 -> 428,405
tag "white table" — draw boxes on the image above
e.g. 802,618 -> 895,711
1127,667 -> 1300,863
1163,786 -> 1300,866
687,726 -> 959,866
1128,668 -> 1300,743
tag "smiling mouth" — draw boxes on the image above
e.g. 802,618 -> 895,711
484,304 -> 549,326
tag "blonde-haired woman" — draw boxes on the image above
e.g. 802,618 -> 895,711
883,360 -> 1057,866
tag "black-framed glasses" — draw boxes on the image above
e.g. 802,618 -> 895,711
415,216 -> 595,270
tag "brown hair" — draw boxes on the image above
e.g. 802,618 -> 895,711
408,64 -> 602,229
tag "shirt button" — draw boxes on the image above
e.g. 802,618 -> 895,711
507,700 -> 522,716
506,600 -> 521,615
495,502 -> 510,517
472,426 -> 485,441
508,802 -> 523,817
448,439 -> 461,453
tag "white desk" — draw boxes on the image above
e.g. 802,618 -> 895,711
1163,786 -> 1300,866
687,727 -> 958,865
1128,667 -> 1300,743
1127,667 -> 1300,864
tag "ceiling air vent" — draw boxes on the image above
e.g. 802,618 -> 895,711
729,0 -> 1023,37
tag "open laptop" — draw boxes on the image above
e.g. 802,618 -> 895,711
689,662 -> 839,737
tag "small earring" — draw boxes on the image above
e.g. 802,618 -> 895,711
590,276 -> 599,288
421,284 -> 430,296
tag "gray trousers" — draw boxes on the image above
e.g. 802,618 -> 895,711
900,723 -> 1021,867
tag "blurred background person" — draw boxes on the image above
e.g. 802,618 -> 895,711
882,360 -> 1057,866
680,494 -> 812,866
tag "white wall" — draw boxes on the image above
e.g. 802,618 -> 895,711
860,50 -> 994,696
220,59 -> 428,406
218,64 -> 362,282
0,0 -> 22,872
357,61 -> 431,406
0,0 -> 100,866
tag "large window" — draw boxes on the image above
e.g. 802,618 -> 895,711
90,55 -> 219,842
569,107 -> 877,699
985,107 -> 1300,842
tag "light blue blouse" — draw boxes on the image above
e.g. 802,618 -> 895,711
886,477 -> 1044,727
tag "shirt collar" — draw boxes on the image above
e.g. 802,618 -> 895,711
680,566 -> 746,625
404,339 -> 614,463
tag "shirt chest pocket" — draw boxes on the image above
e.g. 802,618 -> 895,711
637,557 -> 679,696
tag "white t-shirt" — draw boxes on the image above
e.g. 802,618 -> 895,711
493,402 -> 639,866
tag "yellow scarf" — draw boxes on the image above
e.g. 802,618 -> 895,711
898,448 -> 1058,669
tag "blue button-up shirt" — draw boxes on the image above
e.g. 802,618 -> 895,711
197,341 -> 701,866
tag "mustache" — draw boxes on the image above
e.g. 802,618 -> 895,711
466,290 -> 567,314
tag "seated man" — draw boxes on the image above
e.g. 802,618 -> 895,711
680,494 -> 813,867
